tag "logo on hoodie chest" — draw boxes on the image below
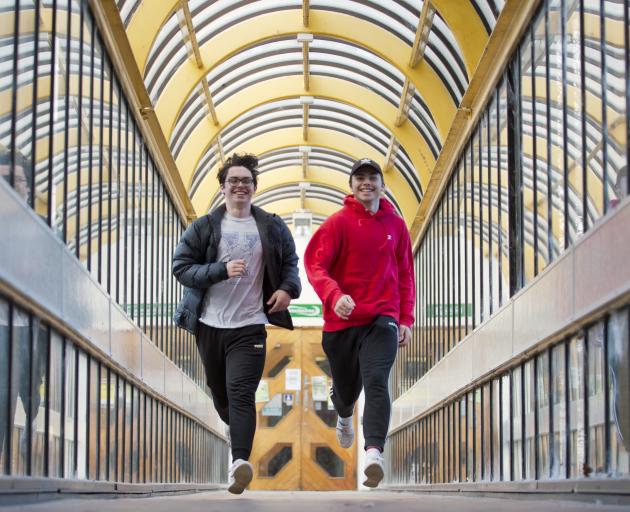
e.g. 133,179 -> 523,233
378,232 -> 395,250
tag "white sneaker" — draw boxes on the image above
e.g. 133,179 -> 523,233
363,448 -> 384,488
227,459 -> 253,495
336,415 -> 354,448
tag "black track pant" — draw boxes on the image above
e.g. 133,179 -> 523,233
196,323 -> 266,461
322,315 -> 398,450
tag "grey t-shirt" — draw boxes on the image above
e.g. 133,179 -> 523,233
199,214 -> 268,328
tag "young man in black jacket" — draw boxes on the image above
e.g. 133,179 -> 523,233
172,153 -> 301,494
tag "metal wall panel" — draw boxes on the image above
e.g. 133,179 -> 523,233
62,257 -> 111,355
574,202 -> 630,317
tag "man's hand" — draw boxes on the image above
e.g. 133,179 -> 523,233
267,289 -> 292,314
226,259 -> 247,278
398,325 -> 411,347
334,294 -> 355,320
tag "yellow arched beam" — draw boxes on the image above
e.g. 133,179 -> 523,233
151,11 -> 456,139
32,125 -> 137,173
252,173 -> 412,226
192,128 -> 419,225
208,165 -> 397,218
248,197 -> 341,221
455,161 -> 568,242
1,64 -> 115,118
254,181 -> 346,209
520,134 -> 605,216
521,76 -> 626,146
255,165 -> 354,196
127,1 -> 487,91
0,6 -> 83,39
431,0 -> 488,77
126,0 -> 180,72
175,76 -> 436,190
191,127 -> 412,211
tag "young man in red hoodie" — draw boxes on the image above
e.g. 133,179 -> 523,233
304,158 -> 415,488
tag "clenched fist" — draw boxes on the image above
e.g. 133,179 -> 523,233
226,259 -> 247,277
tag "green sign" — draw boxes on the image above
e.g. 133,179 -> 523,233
288,304 -> 322,318
122,302 -> 324,319
427,303 -> 472,318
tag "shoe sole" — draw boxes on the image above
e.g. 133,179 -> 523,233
363,462 -> 384,488
227,463 -> 253,495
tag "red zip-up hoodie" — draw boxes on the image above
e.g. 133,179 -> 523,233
304,195 -> 415,332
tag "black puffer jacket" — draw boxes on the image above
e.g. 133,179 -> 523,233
172,204 -> 301,334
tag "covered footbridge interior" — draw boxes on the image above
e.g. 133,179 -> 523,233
1,0 -> 629,508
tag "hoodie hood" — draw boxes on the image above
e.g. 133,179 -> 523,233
343,195 -> 397,217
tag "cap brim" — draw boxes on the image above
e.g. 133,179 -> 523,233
351,165 -> 382,175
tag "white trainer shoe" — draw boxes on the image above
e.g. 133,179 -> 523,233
336,415 -> 354,448
363,448 -> 384,488
227,459 -> 253,495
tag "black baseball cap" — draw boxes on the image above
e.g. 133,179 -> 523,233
349,158 -> 383,180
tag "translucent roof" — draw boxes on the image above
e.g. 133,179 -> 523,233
117,0 -> 505,226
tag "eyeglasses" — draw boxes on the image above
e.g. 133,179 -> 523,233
226,177 -> 254,185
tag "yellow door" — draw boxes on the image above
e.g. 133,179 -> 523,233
249,327 -> 357,490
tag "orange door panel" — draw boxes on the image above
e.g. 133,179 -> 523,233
249,327 -> 356,490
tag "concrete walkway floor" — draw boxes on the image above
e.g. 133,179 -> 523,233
2,491 -> 629,512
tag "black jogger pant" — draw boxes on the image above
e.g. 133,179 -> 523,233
196,323 -> 266,461
322,315 -> 398,451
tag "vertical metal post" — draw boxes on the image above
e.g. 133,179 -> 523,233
507,58 -> 524,296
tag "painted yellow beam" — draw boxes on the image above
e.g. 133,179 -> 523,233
256,183 -> 344,208
248,197 -> 340,221
521,76 -> 626,146
432,0 -> 488,77
410,0 -> 543,247
192,127 -> 419,224
126,1 -> 489,98
93,0 -> 196,221
126,0 -> 179,72
255,165 -> 352,195
3,78 -> 119,126
152,11 -> 456,139
175,75 -> 436,190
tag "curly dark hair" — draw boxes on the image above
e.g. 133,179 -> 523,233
217,153 -> 260,188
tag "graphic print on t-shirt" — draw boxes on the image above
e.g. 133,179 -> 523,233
199,214 -> 267,328
220,230 -> 261,281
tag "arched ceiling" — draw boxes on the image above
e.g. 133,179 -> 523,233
114,0 -> 506,229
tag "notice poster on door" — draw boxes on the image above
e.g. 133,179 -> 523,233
255,379 -> 269,402
262,394 -> 282,416
311,375 -> 328,401
285,368 -> 301,390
